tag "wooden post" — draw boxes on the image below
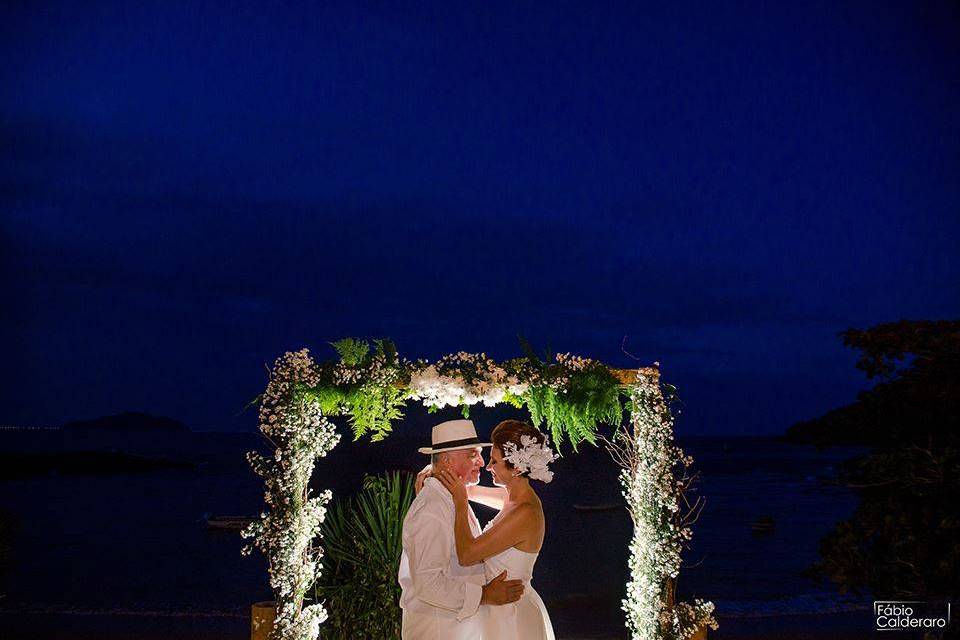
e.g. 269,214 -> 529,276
610,366 -> 659,385
251,601 -> 276,640
690,626 -> 709,640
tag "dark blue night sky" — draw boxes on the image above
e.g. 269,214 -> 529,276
3,1 -> 958,434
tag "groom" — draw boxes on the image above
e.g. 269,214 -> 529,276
398,419 -> 524,639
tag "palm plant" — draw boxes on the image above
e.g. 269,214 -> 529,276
313,471 -> 416,640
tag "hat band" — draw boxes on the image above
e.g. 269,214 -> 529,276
432,436 -> 481,449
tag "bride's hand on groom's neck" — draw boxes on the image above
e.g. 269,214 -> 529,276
437,469 -> 468,505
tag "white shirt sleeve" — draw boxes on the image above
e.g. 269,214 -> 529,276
405,510 -> 483,620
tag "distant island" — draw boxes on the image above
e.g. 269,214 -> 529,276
62,411 -> 190,433
0,412 -> 196,480
782,403 -> 872,447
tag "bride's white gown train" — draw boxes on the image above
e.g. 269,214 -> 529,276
480,523 -> 555,640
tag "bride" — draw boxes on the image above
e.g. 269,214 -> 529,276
430,419 -> 557,640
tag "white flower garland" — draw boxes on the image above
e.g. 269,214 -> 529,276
407,352 -> 527,409
501,434 -> 558,483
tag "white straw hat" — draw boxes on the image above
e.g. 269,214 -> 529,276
418,419 -> 492,454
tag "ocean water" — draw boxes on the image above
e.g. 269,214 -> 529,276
0,410 -> 866,633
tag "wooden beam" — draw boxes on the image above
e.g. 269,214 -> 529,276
610,366 -> 659,385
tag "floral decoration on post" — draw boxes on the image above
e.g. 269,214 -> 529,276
242,349 -> 341,640
604,370 -> 717,640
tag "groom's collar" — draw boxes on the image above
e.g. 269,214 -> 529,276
423,476 -> 455,504
423,476 -> 446,492
422,477 -> 480,528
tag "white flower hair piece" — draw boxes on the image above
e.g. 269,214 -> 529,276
501,434 -> 558,483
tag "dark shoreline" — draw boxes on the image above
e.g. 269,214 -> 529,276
0,451 -> 196,480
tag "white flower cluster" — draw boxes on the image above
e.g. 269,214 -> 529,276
501,434 -> 558,483
258,349 -> 321,440
242,349 -> 342,640
529,352 -> 602,392
671,600 -> 719,639
617,371 -> 717,640
554,352 -> 596,372
407,352 -> 527,409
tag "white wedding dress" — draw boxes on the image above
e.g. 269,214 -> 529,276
480,521 -> 555,640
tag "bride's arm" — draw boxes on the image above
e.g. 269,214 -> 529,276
438,469 -> 532,566
466,484 -> 508,510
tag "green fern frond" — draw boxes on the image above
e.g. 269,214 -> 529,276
331,338 -> 370,366
522,363 -> 624,452
502,391 -> 525,409
373,338 -> 398,365
343,383 -> 406,441
312,386 -> 347,416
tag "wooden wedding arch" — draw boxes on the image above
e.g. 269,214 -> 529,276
242,342 -> 716,640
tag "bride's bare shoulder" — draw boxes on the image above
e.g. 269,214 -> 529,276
509,498 -> 543,522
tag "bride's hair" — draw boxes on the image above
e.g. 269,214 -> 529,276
491,420 -> 547,477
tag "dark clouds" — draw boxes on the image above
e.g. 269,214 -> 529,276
3,1 -> 959,432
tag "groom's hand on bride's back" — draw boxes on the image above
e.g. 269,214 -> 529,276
480,570 -> 524,605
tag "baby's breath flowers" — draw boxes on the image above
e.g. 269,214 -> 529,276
607,371 -> 717,640
242,349 -> 341,640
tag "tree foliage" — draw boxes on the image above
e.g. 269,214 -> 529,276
813,445 -> 960,599
786,320 -> 960,447
803,320 -> 960,600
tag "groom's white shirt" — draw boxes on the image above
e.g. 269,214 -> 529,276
399,477 -> 486,640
